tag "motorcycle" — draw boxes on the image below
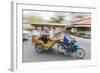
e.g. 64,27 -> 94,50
57,39 -> 85,59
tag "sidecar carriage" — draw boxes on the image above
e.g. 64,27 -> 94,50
32,35 -> 60,53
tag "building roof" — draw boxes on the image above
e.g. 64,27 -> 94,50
73,18 -> 91,25
31,23 -> 70,26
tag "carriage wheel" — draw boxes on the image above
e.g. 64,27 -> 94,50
35,44 -> 44,53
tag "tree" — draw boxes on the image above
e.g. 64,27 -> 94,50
28,16 -> 43,24
49,12 -> 65,23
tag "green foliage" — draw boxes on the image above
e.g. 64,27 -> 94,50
74,31 -> 81,36
50,17 -> 64,23
27,16 -> 43,24
49,12 -> 65,23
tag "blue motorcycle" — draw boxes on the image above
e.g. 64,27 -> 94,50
57,38 -> 85,59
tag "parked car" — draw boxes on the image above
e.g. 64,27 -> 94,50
80,32 -> 91,38
23,30 -> 31,41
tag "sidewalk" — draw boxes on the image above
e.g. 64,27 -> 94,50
70,34 -> 91,42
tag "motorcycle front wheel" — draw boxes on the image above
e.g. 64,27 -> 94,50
75,48 -> 85,59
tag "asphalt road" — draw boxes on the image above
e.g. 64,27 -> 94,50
22,36 -> 91,63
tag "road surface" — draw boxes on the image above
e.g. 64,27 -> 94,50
22,35 -> 91,63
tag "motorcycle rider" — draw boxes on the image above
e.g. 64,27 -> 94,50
63,29 -> 72,47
